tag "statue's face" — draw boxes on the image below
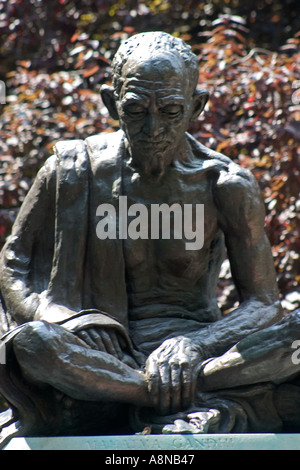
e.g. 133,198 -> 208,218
116,53 -> 195,176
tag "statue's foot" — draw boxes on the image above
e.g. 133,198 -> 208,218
130,406 -> 223,435
161,409 -> 221,434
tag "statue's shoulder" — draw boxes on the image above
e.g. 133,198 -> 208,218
187,132 -> 231,168
187,133 -> 259,198
211,151 -> 260,204
52,130 -> 124,163
190,137 -> 265,234
85,129 -> 124,159
50,131 -> 124,182
53,137 -> 87,160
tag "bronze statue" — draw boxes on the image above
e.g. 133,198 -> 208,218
0,31 -> 300,445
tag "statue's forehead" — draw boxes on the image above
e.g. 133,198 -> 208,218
120,53 -> 186,94
121,52 -> 185,80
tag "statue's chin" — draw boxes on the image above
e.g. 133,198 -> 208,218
129,147 -> 175,178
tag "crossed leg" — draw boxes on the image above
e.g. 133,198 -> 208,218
12,320 -> 151,407
198,310 -> 300,392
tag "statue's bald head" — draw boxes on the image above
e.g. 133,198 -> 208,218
111,31 -> 199,98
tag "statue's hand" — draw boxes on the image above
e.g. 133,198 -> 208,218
76,327 -> 133,360
76,327 -> 124,357
76,327 -> 138,367
145,336 -> 202,415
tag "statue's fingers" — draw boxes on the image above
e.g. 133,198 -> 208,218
158,363 -> 171,415
181,364 -> 193,410
100,330 -> 119,356
145,359 -> 160,409
76,330 -> 98,349
108,331 -> 124,359
87,328 -> 106,352
170,363 -> 181,413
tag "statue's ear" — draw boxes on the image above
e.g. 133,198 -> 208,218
100,85 -> 119,120
191,88 -> 209,120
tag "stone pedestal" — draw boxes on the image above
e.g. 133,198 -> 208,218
3,434 -> 300,450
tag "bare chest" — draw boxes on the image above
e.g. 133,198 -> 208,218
121,163 -> 221,286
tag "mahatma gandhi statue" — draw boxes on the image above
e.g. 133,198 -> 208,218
1,31 -> 300,445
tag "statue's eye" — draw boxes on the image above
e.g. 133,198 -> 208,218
160,105 -> 182,118
125,104 -> 146,118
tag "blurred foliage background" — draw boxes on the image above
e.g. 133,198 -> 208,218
0,0 -> 299,314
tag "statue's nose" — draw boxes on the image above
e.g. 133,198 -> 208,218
144,114 -> 163,138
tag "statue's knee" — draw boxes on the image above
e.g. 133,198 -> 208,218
13,321 -> 52,361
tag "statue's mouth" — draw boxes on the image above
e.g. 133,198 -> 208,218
137,138 -> 168,147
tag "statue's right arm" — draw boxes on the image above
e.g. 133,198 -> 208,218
0,156 -> 76,325
0,157 -> 134,361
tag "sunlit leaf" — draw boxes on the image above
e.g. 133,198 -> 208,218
82,65 -> 100,77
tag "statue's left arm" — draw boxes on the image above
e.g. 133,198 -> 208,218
195,161 -> 283,358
